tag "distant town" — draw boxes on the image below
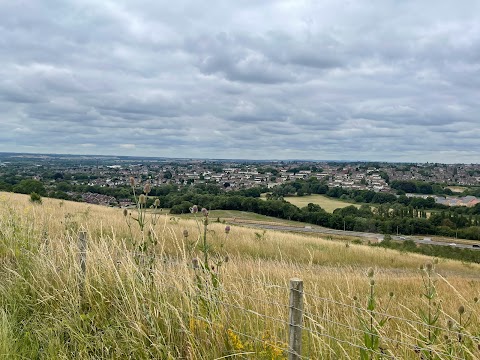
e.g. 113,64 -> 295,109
0,152 -> 479,207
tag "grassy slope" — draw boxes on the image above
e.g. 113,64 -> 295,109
1,192 -> 480,359
284,194 -> 360,212
447,186 -> 468,193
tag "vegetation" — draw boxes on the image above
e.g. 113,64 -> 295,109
29,192 -> 42,204
1,192 -> 480,358
390,180 -> 451,195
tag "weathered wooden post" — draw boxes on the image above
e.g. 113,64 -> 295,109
78,230 -> 87,299
288,278 -> 304,360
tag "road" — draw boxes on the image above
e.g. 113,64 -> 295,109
229,221 -> 480,250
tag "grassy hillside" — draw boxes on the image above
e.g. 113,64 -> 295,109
1,192 -> 480,359
284,194 -> 360,213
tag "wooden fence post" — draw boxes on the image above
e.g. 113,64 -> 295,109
78,230 -> 87,299
288,278 -> 303,360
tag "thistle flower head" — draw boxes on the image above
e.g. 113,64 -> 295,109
201,208 -> 209,216
367,267 -> 374,278
224,255 -> 229,263
370,279 -> 375,286
447,319 -> 454,329
154,198 -> 160,207
130,177 -> 135,186
389,291 -> 394,297
139,194 -> 146,205
458,305 -> 465,315
183,229 -> 189,238
225,225 -> 231,234
144,183 -> 151,194
192,258 -> 199,269
353,295 -> 358,301
123,209 -> 128,217
190,205 -> 198,214
425,262 -> 433,271
474,297 -> 479,303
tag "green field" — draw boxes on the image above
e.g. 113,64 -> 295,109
284,194 -> 360,213
447,186 -> 468,193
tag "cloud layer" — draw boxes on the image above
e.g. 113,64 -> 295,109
1,0 -> 479,162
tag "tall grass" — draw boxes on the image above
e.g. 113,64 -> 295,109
1,192 -> 480,359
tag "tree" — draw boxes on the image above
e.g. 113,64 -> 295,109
13,179 -> 46,196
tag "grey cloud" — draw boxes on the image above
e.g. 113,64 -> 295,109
0,0 -> 479,162
187,33 -> 296,84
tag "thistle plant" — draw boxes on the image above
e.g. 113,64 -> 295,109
188,205 -> 231,317
124,177 -> 161,276
355,267 -> 393,360
189,205 -> 230,272
417,261 -> 441,360
444,298 -> 479,359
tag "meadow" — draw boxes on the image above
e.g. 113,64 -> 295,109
284,194 -> 360,213
1,191 -> 480,359
446,187 -> 468,194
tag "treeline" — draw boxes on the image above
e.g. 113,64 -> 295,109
164,189 -> 480,240
270,177 -> 450,208
390,180 -> 453,195
462,187 -> 480,197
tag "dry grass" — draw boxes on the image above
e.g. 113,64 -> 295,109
446,186 -> 468,193
1,191 -> 480,359
284,194 -> 360,213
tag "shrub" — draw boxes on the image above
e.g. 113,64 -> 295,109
30,192 -> 42,204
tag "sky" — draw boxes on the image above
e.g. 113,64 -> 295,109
0,0 -> 479,163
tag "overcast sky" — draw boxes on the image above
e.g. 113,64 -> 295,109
1,0 -> 479,163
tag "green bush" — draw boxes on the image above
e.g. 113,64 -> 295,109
30,192 -> 42,204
